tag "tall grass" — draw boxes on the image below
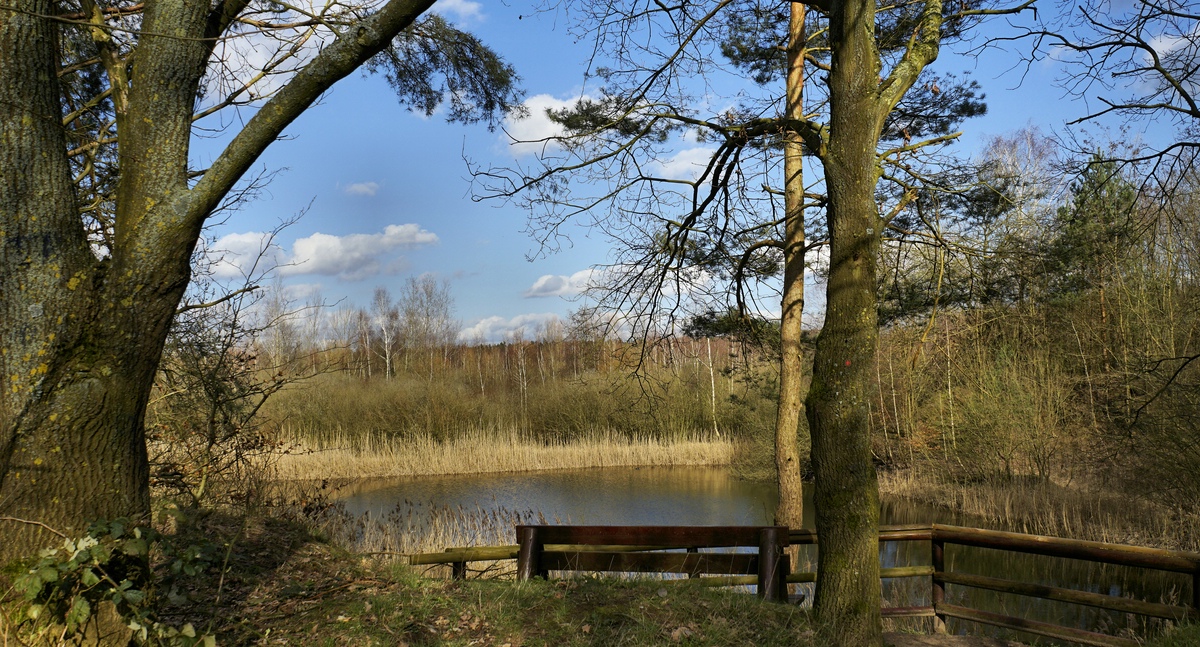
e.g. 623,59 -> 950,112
878,467 -> 1200,551
273,427 -> 734,480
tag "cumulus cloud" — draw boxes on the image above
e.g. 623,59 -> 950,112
458,312 -> 563,344
524,269 -> 597,298
344,181 -> 380,196
653,147 -> 718,181
210,224 -> 438,282
433,0 -> 483,21
504,94 -> 591,157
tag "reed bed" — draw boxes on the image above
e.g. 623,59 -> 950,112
317,501 -> 547,579
878,467 -> 1200,551
273,427 -> 735,481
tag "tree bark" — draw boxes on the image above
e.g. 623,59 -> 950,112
807,0 -> 886,643
804,0 -> 943,641
775,0 -> 808,536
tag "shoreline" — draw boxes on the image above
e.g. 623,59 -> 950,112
270,435 -> 1196,552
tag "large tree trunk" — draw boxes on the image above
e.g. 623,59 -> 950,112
1,0 -> 441,563
0,0 -> 210,562
806,0 -> 886,643
775,0 -> 808,535
802,0 -> 944,628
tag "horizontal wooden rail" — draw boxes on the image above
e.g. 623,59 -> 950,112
408,543 -> 686,566
523,525 -> 777,547
790,524 -> 933,545
883,606 -> 937,618
933,524 -> 1200,573
935,570 -> 1196,622
695,564 -> 933,588
936,603 -> 1139,647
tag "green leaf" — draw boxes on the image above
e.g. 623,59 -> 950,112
16,574 -> 42,599
81,568 -> 101,588
122,588 -> 145,605
109,520 -> 125,538
37,567 -> 58,583
123,537 -> 148,556
91,542 -> 112,563
65,597 -> 91,632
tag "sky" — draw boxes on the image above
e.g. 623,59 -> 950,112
186,0 -> 1161,343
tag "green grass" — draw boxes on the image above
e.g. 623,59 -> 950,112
320,572 -> 813,647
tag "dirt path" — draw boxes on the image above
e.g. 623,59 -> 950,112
884,633 -> 1024,647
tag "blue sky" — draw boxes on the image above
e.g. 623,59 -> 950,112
188,0 -> 1152,343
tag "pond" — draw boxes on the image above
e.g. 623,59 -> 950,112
334,466 -> 1190,644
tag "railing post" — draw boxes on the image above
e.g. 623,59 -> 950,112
687,546 -> 698,579
758,526 -> 788,603
451,561 -> 467,580
516,526 -> 544,580
932,531 -> 946,634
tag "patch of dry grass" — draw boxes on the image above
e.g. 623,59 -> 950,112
273,428 -> 734,481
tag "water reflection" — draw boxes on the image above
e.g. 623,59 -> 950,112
336,466 -> 781,527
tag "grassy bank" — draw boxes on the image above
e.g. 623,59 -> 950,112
0,514 -> 810,647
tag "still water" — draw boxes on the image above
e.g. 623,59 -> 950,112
335,467 -> 1190,644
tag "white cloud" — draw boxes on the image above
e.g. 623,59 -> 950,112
433,0 -> 483,22
524,268 -> 597,298
504,94 -> 590,157
653,147 -> 718,181
199,13 -> 335,110
210,224 -> 438,282
207,231 -> 285,279
458,312 -> 563,344
344,181 -> 380,196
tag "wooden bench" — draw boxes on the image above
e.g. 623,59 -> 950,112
514,525 -> 790,602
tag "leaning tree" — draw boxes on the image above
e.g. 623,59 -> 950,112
0,0 -> 521,561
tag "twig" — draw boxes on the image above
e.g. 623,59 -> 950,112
0,517 -> 68,539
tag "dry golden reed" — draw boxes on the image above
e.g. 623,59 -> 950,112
273,427 -> 734,481
878,467 -> 1200,551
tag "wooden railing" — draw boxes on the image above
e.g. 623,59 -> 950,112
403,523 -> 1200,647
515,525 -> 790,602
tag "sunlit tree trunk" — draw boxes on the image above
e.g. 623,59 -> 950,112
776,0 -> 809,556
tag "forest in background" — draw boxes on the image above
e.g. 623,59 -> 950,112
149,134 -> 1200,551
